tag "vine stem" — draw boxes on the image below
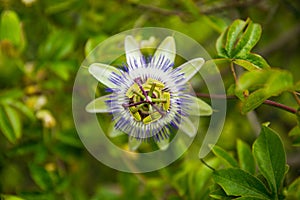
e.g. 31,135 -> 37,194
230,62 -> 238,84
200,159 -> 215,171
292,91 -> 300,106
196,93 -> 297,114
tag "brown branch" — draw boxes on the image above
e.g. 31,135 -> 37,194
263,100 -> 297,114
131,3 -> 185,16
197,0 -> 262,15
292,91 -> 300,106
131,0 -> 261,17
230,62 -> 238,84
196,93 -> 297,114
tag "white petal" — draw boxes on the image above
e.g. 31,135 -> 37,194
177,58 -> 205,84
154,36 -> 176,62
89,63 -> 122,88
153,36 -> 176,64
156,137 -> 170,151
128,136 -> 142,151
85,95 -> 110,113
125,35 -> 144,69
179,117 -> 197,138
189,96 -> 213,116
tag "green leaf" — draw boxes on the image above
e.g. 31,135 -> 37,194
295,81 -> 300,91
84,34 -> 108,56
232,21 -> 262,57
48,61 -> 73,81
39,30 -> 76,60
189,96 -> 213,116
237,139 -> 256,174
6,142 -> 41,157
210,184 -> 232,200
236,70 -> 270,92
191,158 -> 220,199
241,89 -> 269,114
289,126 -> 300,137
289,126 -> 300,146
0,10 -> 22,46
234,59 -> 261,71
204,15 -> 228,33
7,100 -> 35,121
286,177 -> 300,200
225,19 -> 247,57
29,164 -> 53,191
225,18 -> 262,58
241,53 -> 270,69
216,18 -> 265,67
173,158 -> 220,199
253,126 -> 287,194
4,105 -> 21,139
213,168 -> 271,199
179,0 -> 200,18
0,105 -> 22,143
0,195 -> 25,200
264,70 -> 294,96
45,0 -> 76,14
297,108 -> 300,127
55,131 -> 82,148
0,89 -> 23,101
234,53 -> 270,71
211,145 -> 239,168
216,29 -> 228,58
236,69 -> 294,113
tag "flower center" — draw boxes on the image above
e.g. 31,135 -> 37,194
122,77 -> 171,124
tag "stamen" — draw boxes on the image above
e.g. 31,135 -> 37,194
133,90 -> 145,99
125,77 -> 168,123
134,78 -> 150,102
148,83 -> 156,97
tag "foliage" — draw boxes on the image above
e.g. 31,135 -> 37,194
212,126 -> 287,199
1,0 -> 300,199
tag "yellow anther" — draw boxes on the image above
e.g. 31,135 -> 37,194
132,112 -> 142,121
148,83 -> 156,97
162,92 -> 170,111
129,106 -> 141,121
129,106 -> 138,113
146,78 -> 164,88
125,77 -> 168,124
126,84 -> 140,98
142,112 -> 161,124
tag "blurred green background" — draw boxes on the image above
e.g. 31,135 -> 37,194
0,0 -> 300,199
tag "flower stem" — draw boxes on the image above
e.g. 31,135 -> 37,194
196,93 -> 297,114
